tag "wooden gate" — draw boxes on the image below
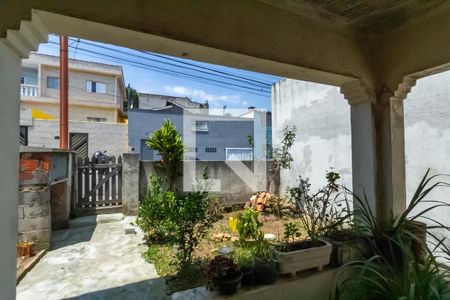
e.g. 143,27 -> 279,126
75,156 -> 122,211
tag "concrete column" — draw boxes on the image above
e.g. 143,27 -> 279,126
0,40 -> 21,300
341,81 -> 377,213
342,78 -> 415,219
375,96 -> 407,215
122,153 -> 140,215
375,78 -> 416,216
349,100 -> 377,210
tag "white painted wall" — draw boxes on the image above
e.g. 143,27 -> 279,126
272,79 -> 352,193
27,120 -> 128,158
405,71 -> 450,233
0,41 -> 21,300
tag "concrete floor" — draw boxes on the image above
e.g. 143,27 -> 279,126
17,215 -> 167,300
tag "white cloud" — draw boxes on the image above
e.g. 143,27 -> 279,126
164,85 -> 246,106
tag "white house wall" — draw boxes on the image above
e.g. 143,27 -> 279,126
405,71 -> 450,230
272,78 -> 352,193
27,119 -> 128,158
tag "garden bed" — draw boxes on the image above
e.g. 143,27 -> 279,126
144,210 -> 303,294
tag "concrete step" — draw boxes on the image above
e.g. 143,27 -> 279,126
68,213 -> 124,228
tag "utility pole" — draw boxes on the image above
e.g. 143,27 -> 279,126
59,36 -> 69,149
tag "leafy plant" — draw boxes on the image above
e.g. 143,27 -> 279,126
236,208 -> 262,243
174,190 -> 214,270
283,222 -> 301,243
270,126 -> 296,195
206,256 -> 240,291
287,170 -> 350,245
254,231 -> 275,262
146,119 -> 184,191
332,169 -> 450,299
350,169 -> 450,265
233,247 -> 255,270
136,175 -> 177,242
333,242 -> 450,300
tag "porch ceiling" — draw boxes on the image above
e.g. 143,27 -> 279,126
259,0 -> 448,34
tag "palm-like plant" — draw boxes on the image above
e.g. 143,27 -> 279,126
350,169 -> 450,265
332,169 -> 450,300
146,119 -> 184,191
333,241 -> 450,300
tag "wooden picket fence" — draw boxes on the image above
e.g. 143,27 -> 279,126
75,156 -> 122,210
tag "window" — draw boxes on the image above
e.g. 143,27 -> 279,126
87,117 -> 107,122
20,77 -> 25,84
86,81 -> 106,94
47,76 -> 60,89
185,147 -> 198,153
192,120 -> 208,132
205,147 -> 217,153
226,148 -> 253,161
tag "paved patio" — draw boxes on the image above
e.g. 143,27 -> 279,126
17,215 -> 167,300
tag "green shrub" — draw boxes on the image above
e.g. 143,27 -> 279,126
136,175 -> 177,241
174,190 -> 214,269
236,208 -> 262,243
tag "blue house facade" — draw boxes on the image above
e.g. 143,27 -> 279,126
128,103 -> 256,161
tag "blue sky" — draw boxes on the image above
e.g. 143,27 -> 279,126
37,35 -> 281,112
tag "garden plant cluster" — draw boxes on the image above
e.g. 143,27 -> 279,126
136,120 -> 450,298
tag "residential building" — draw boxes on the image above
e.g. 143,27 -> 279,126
19,53 -> 128,158
128,94 -> 255,161
139,92 -> 209,112
239,107 -> 272,160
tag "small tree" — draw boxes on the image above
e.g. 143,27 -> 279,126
126,84 -> 139,108
146,120 -> 184,191
270,126 -> 296,195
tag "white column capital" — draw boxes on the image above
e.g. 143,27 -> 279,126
3,11 -> 48,58
340,80 -> 375,106
393,76 -> 417,100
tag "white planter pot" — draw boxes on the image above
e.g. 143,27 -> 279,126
275,239 -> 332,277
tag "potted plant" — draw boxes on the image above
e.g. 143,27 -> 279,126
276,221 -> 331,275
332,170 -> 450,299
234,247 -> 255,286
275,171 -> 348,275
254,232 -> 278,285
206,255 -> 242,295
322,227 -> 371,267
350,169 -> 447,267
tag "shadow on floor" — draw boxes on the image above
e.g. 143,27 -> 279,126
50,225 -> 97,250
63,278 -> 168,300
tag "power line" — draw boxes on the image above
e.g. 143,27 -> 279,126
47,40 -> 272,96
68,41 -> 272,92
43,43 -> 271,98
75,38 -> 273,87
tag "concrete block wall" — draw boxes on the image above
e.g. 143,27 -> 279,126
122,153 -> 140,215
27,119 -> 128,158
139,160 -> 277,205
18,164 -> 52,251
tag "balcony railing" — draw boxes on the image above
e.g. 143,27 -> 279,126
20,84 -> 39,97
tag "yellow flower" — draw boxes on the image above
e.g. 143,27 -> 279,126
228,217 -> 238,233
